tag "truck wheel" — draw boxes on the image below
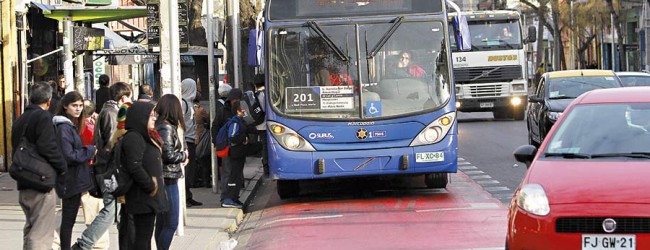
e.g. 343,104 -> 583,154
277,180 -> 299,199
425,173 -> 448,189
512,107 -> 525,121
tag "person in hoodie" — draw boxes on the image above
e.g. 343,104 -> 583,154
221,100 -> 256,208
180,78 -> 202,207
122,101 -> 167,249
154,94 -> 188,249
53,91 -> 98,250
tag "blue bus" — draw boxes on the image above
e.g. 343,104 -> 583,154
263,0 -> 467,199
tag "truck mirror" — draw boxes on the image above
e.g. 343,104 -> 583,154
526,26 -> 537,43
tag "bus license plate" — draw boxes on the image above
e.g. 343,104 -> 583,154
416,152 -> 444,163
480,102 -> 494,108
582,235 -> 635,250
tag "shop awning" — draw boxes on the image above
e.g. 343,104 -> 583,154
31,2 -> 146,23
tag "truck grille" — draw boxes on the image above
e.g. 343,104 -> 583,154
467,84 -> 508,97
453,65 -> 522,83
556,217 -> 650,234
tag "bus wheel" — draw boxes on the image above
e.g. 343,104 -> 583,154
277,180 -> 300,199
425,173 -> 448,189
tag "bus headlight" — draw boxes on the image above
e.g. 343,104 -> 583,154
410,112 -> 456,146
267,121 -> 315,152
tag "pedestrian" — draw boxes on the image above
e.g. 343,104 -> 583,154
11,82 -> 67,250
113,102 -> 136,250
95,74 -> 111,112
154,94 -> 189,249
252,75 -> 269,176
220,88 -> 246,209
212,84 -> 232,180
193,92 -> 211,187
181,78 -> 203,207
48,78 -> 63,114
138,83 -> 154,102
122,101 -> 167,249
71,82 -> 131,250
52,91 -> 98,250
80,100 -> 96,146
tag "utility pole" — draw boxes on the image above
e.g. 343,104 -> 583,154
206,0 -> 219,193
570,0 -> 575,69
64,18 -> 74,93
611,13 -> 616,71
75,53 -> 84,97
227,0 -> 241,88
160,0 -> 181,96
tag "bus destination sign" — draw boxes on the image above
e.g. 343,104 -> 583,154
286,86 -> 354,111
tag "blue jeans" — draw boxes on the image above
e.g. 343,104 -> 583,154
76,193 -> 116,250
155,183 -> 179,250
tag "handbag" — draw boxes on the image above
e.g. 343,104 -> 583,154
195,130 -> 211,159
9,113 -> 57,193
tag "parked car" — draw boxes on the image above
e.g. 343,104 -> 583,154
616,71 -> 650,87
508,87 -> 650,249
526,70 -> 623,147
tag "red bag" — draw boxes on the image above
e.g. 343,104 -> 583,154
216,146 -> 229,158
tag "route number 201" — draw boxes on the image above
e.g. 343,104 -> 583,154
293,93 -> 314,102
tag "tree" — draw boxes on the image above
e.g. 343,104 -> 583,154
520,0 -> 554,69
224,0 -> 261,89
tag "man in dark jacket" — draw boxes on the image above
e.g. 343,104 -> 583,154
138,84 -> 154,102
94,74 -> 111,112
73,82 -> 131,250
11,81 -> 67,250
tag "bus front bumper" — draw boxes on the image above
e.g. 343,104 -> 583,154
269,136 -> 458,180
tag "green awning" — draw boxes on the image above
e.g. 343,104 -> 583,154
34,3 -> 146,23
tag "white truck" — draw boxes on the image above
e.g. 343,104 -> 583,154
449,10 -> 536,120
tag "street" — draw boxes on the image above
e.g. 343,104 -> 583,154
232,112 -> 528,249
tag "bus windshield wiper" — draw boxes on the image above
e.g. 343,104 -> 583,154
590,152 -> 650,159
544,152 -> 592,159
367,16 -> 404,59
306,21 -> 348,62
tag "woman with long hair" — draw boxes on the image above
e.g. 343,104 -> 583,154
122,101 -> 166,249
154,94 -> 188,249
53,91 -> 97,250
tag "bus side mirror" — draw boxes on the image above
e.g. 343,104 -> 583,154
452,15 -> 471,51
526,26 -> 537,44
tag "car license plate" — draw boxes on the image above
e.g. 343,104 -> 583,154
416,152 -> 444,163
480,102 -> 494,108
582,234 -> 636,250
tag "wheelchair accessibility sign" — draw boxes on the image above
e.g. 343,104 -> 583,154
365,101 -> 382,117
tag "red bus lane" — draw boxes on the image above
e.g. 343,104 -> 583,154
245,172 -> 507,250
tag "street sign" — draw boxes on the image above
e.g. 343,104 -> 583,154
178,0 -> 189,52
147,0 -> 161,53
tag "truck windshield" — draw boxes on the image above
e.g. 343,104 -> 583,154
268,21 -> 451,120
450,19 -> 521,51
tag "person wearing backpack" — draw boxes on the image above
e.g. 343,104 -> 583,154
220,90 -> 249,209
122,101 -> 166,249
52,91 -> 98,250
252,75 -> 269,176
72,82 -> 131,250
154,94 -> 189,250
211,84 -> 232,179
181,78 -> 203,207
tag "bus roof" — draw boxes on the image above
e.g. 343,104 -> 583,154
267,0 -> 443,21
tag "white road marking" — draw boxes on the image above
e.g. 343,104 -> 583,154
415,203 -> 500,213
261,215 -> 344,227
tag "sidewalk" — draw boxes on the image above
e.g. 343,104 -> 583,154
0,156 -> 264,250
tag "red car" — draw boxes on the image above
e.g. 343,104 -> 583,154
508,87 -> 650,249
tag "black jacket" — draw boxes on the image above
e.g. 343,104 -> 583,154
53,116 -> 96,198
155,121 -> 186,180
123,102 -> 167,215
211,98 -> 233,145
95,86 -> 110,114
11,105 -> 67,191
94,100 -> 119,151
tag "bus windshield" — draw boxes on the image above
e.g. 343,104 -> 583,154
450,19 -> 521,52
268,21 -> 451,120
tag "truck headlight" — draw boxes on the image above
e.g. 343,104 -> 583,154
410,112 -> 455,146
512,83 -> 525,92
268,121 -> 315,151
510,97 -> 522,106
516,184 -> 550,216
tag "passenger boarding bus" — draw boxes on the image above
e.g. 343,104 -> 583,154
264,0 -> 468,199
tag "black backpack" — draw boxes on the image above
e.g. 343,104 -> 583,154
95,138 -> 132,197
